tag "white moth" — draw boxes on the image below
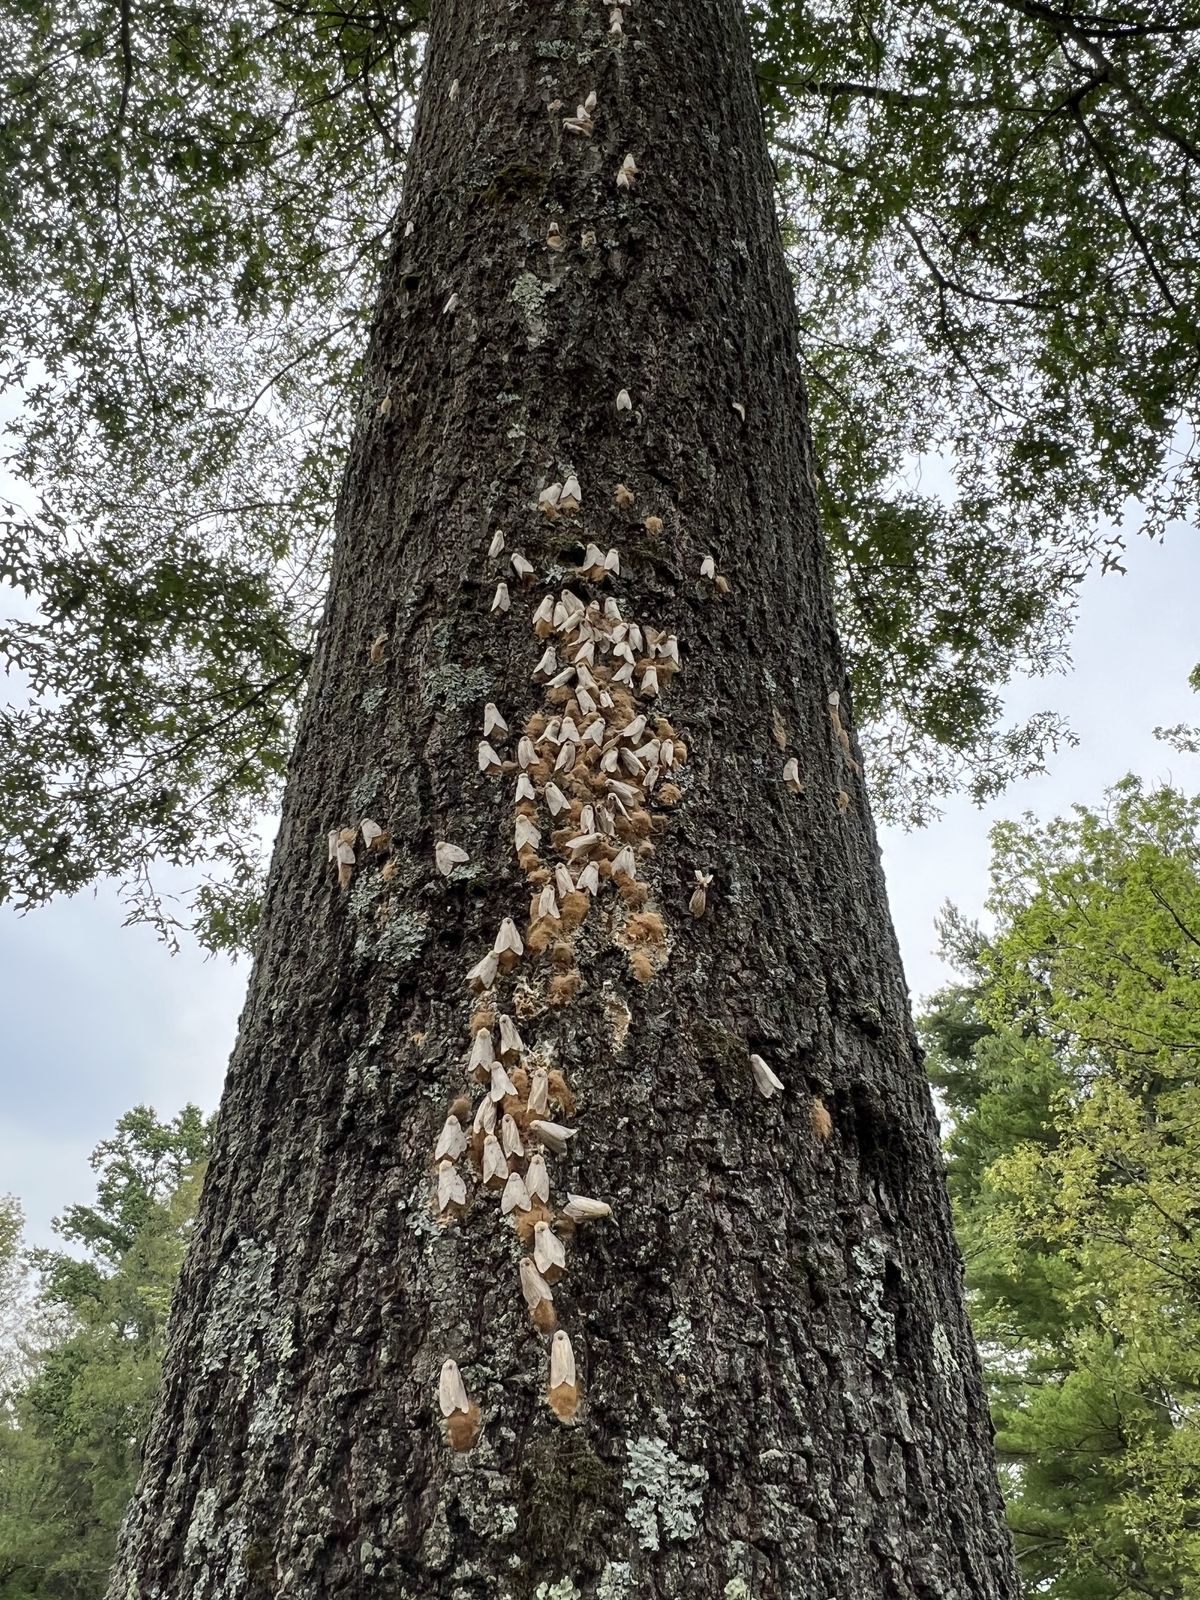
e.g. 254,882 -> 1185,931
488,529 -> 505,558
543,782 -> 569,816
564,1194 -> 611,1221
448,77 -> 459,101
537,884 -> 560,920
494,917 -> 524,956
516,772 -> 536,802
554,743 -> 577,774
530,1119 -> 577,1155
539,482 -> 563,515
437,1161 -> 467,1212
534,645 -> 558,678
336,841 -> 355,868
584,718 -> 604,747
520,1257 -> 554,1311
749,1053 -> 785,1099
554,864 -> 575,898
549,1329 -> 576,1390
577,687 -> 597,716
616,388 -> 632,412
640,666 -> 660,696
526,1150 -> 551,1201
548,666 -> 576,689
560,715 -> 581,743
565,831 -> 602,857
501,1170 -> 532,1214
732,400 -> 746,421
492,581 -> 511,613
404,219 -> 415,237
582,541 -> 606,570
700,555 -> 716,579
439,1358 -> 470,1417
559,475 -> 582,512
690,870 -> 713,917
783,757 -> 802,793
527,1070 -> 550,1117
473,1096 -> 497,1135
577,860 -> 600,895
619,748 -> 644,777
616,153 -> 638,189
482,1133 -> 509,1184
612,844 -> 637,881
498,1013 -> 524,1056
478,741 -> 502,772
490,1061 -> 517,1104
360,819 -> 383,849
500,1113 -> 525,1158
579,803 -> 596,833
443,293 -> 459,315
534,1220 -> 567,1275
612,662 -> 634,686
483,702 -> 508,738
435,1116 -> 467,1162
622,714 -> 647,743
467,952 -> 499,989
547,221 -> 564,250
436,840 -> 469,877
532,596 -> 555,635
661,739 -> 676,769
604,548 -> 620,574
609,6 -> 623,32
661,634 -> 680,665
326,828 -> 339,862
518,736 -> 537,768
512,552 -> 534,579
515,814 -> 541,853
603,597 -> 622,621
606,779 -> 639,804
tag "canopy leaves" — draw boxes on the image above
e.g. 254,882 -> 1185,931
2,0 -> 1197,946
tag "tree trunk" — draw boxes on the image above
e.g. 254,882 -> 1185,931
109,1 -> 1019,1596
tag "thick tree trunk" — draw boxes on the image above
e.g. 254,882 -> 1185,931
109,1 -> 1019,1596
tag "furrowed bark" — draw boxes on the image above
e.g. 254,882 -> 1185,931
109,1 -> 1020,1596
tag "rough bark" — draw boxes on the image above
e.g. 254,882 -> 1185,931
109,1 -> 1020,1596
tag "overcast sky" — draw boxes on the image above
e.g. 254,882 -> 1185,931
2,526 -> 1197,1248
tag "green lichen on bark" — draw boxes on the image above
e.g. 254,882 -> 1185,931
622,1435 -> 707,1552
423,662 -> 495,710
595,1563 -> 632,1600
511,272 -> 557,348
533,1582 -> 581,1600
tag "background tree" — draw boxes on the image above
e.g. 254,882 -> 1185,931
3,0 -> 1197,947
922,776 -> 1200,1599
0,1107 -> 210,1600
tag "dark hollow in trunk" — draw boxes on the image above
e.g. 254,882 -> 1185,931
109,1 -> 1019,1596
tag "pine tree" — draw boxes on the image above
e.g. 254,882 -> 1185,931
108,2 -> 1018,1594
